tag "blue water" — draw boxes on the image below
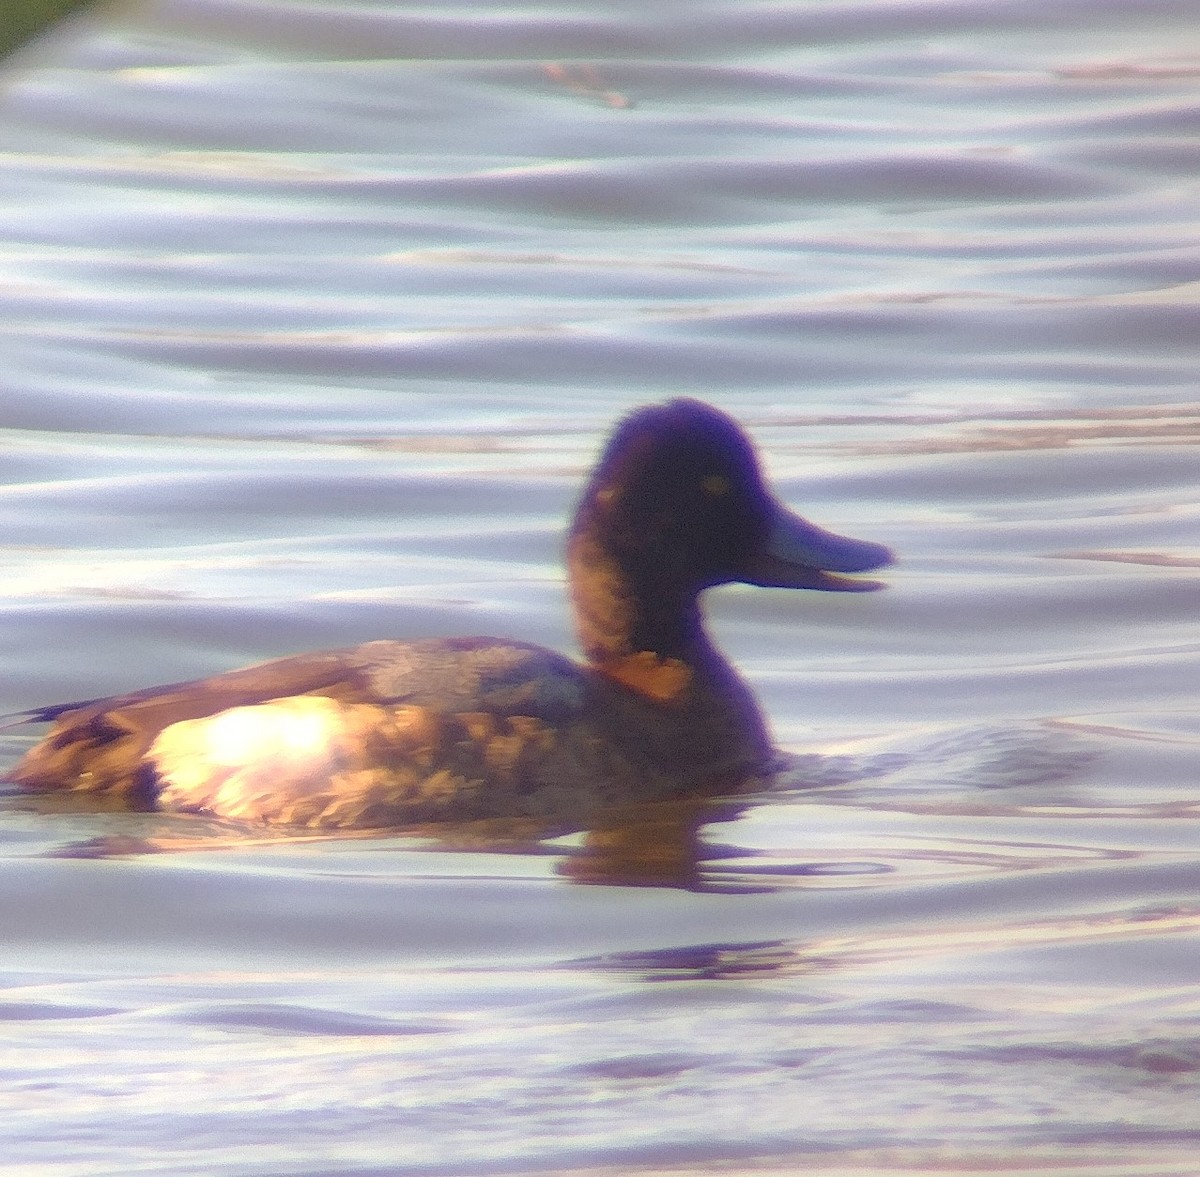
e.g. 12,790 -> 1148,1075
1,2 -> 1199,1174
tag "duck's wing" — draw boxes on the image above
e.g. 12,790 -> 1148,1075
347,637 -> 585,720
5,638 -> 587,806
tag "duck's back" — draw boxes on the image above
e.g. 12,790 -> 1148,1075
11,639 -> 572,813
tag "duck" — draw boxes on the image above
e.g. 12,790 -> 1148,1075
5,399 -> 892,832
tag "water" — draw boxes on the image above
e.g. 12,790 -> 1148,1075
1,1 -> 1199,1173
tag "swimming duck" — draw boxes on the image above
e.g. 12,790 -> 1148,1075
5,399 -> 892,831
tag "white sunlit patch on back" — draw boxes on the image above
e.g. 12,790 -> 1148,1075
152,696 -> 350,823
205,702 -> 337,766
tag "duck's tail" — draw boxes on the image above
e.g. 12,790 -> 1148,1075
2,701 -> 99,731
1,709 -> 41,732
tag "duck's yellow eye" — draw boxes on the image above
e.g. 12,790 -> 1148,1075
701,474 -> 731,497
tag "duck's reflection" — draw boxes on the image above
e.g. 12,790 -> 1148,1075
23,790 -> 749,889
20,784 -> 897,892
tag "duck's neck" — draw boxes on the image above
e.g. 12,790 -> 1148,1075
567,529 -> 774,771
568,530 -> 719,702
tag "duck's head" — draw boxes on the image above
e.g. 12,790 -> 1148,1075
567,399 -> 893,661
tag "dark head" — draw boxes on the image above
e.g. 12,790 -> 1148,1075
567,399 -> 893,663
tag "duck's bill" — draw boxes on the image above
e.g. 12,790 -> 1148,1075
743,507 -> 894,592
